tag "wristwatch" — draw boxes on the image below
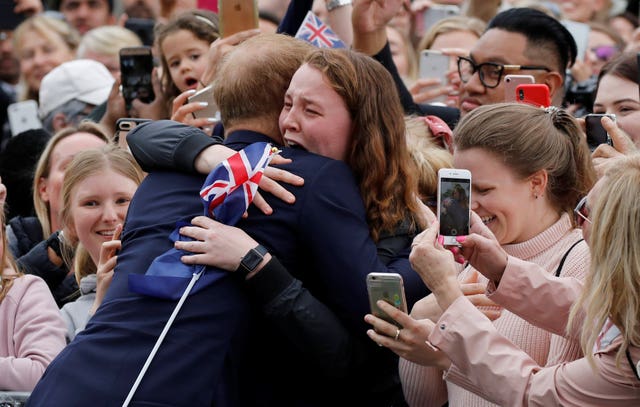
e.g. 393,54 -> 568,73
237,245 -> 268,279
326,0 -> 352,11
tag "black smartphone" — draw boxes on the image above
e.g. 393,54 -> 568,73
0,0 -> 25,30
124,18 -> 155,47
114,117 -> 151,148
119,46 -> 155,111
585,113 -> 616,151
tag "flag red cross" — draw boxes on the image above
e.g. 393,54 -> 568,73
304,21 -> 333,47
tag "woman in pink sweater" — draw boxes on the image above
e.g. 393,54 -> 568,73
0,178 -> 66,391
370,103 -> 597,406
387,153 -> 640,405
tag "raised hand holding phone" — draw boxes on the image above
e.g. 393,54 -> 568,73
437,168 -> 471,246
366,272 -> 407,328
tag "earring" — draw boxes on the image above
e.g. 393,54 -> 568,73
534,193 -> 538,199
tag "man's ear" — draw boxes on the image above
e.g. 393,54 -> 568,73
543,71 -> 564,105
52,112 -> 68,132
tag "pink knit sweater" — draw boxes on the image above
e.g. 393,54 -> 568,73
0,273 -> 67,391
399,214 -> 589,407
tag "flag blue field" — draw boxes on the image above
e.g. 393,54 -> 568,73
295,11 -> 346,49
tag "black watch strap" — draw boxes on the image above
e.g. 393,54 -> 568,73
237,245 -> 268,280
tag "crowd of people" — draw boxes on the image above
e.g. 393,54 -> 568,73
0,0 -> 639,406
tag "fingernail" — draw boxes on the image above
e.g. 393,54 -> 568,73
456,255 -> 465,264
206,117 -> 218,122
437,235 -> 444,245
455,236 -> 466,243
199,102 -> 208,107
186,89 -> 197,94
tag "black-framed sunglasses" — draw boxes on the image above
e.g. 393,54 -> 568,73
574,196 -> 591,227
457,56 -> 551,89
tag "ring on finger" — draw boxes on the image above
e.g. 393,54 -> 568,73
394,329 -> 401,341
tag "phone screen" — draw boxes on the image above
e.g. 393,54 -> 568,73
366,273 -> 407,327
585,114 -> 615,151
119,47 -> 155,109
438,176 -> 471,243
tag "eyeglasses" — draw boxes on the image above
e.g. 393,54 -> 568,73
574,196 -> 592,227
457,56 -> 551,89
590,45 -> 620,62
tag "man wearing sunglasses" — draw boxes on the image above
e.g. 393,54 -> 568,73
457,7 -> 577,117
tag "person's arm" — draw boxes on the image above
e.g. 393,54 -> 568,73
352,0 -> 422,115
277,0 -> 315,35
126,120 -> 226,174
175,216 -> 370,377
486,256 -> 585,338
430,297 -> 640,406
0,275 -> 67,391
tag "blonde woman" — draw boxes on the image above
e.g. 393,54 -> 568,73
379,153 -> 640,406
12,14 -> 79,102
0,177 -> 66,391
7,122 -> 109,306
58,146 -> 144,341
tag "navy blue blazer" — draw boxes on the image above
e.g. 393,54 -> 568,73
27,168 -> 251,406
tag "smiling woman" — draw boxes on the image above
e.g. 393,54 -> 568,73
399,103 -> 597,406
57,145 -> 144,341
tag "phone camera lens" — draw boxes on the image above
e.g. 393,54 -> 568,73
518,89 -> 524,100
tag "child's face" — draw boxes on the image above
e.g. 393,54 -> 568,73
161,29 -> 211,93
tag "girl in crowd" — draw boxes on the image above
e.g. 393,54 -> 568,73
387,103 -> 596,406
12,14 -> 79,102
0,178 -> 66,391
389,153 -> 640,405
592,52 -> 640,147
58,146 -> 144,341
7,122 -> 109,305
155,10 -> 220,125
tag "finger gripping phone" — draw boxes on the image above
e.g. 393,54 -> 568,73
187,85 -> 221,121
366,273 -> 407,328
119,46 -> 155,110
585,113 -> 616,151
437,168 -> 471,246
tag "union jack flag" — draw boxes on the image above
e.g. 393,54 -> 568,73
295,11 -> 346,49
129,142 -> 277,300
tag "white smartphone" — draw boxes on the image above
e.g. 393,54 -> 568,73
415,4 -> 460,37
504,74 -> 534,103
187,85 -> 220,122
437,168 -> 471,246
366,272 -> 407,328
562,20 -> 590,62
419,50 -> 450,104
7,100 -> 42,136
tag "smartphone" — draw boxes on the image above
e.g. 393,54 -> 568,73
0,0 -> 25,30
114,118 -> 151,148
124,18 -> 156,47
504,74 -> 534,103
562,20 -> 590,62
219,0 -> 259,38
187,85 -> 221,122
366,272 -> 407,328
119,46 -> 155,111
585,113 -> 616,151
415,4 -> 460,37
419,50 -> 450,104
7,100 -> 42,136
437,168 -> 471,246
516,84 -> 551,108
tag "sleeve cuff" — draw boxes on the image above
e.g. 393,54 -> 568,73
244,256 -> 296,304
